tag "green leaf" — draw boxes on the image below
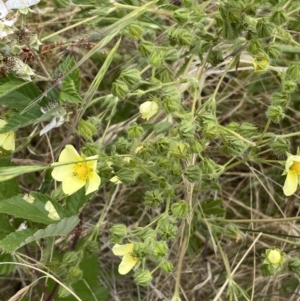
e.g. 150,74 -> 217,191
0,192 -> 64,225
0,216 -> 80,252
0,213 -> 14,240
0,165 -> 46,182
0,80 -> 28,98
0,158 -> 19,198
66,188 -> 90,216
59,77 -> 82,103
0,253 -> 15,274
58,253 -> 108,301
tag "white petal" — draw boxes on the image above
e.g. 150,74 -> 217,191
40,117 -> 57,136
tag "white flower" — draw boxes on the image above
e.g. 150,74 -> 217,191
5,0 -> 40,10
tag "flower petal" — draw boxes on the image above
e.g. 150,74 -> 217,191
86,172 -> 101,195
51,164 -> 74,182
59,145 -> 82,163
2,132 -> 15,151
45,201 -> 60,220
283,171 -> 298,196
62,175 -> 86,195
118,253 -> 138,275
112,243 -> 134,256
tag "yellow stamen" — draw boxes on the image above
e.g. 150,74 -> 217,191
73,162 -> 90,180
290,161 -> 300,174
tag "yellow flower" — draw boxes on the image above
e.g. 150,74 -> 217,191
0,119 -> 15,151
282,154 -> 300,196
45,201 -> 60,220
112,243 -> 139,275
139,101 -> 159,120
51,145 -> 100,196
253,56 -> 269,71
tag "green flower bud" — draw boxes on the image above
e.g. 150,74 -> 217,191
67,266 -> 83,283
78,119 -> 97,140
120,69 -> 141,87
189,139 -> 205,154
222,21 -> 240,40
263,247 -> 285,268
115,168 -> 137,185
286,62 -> 300,81
224,224 -> 243,242
247,39 -> 263,55
154,137 -> 171,154
184,165 -> 200,183
173,8 -> 189,24
169,161 -> 182,178
149,49 -> 164,67
260,263 -> 275,277
112,80 -> 129,99
135,142 -> 154,161
133,242 -> 148,258
144,189 -> 164,208
138,227 -> 156,242
203,122 -> 219,139
58,286 -> 71,298
169,142 -> 187,158
134,269 -> 152,286
158,223 -> 178,240
164,49 -> 178,62
253,56 -> 269,72
171,200 -> 189,218
11,45 -> 22,55
155,68 -> 173,83
265,43 -> 281,59
271,92 -> 290,108
178,120 -> 196,139
270,9 -> 287,26
256,19 -> 274,38
84,241 -> 99,254
227,122 -> 239,131
208,50 -> 223,66
125,23 -> 143,40
288,258 -> 300,275
160,260 -> 173,273
271,137 -> 290,156
139,41 -> 154,58
127,123 -> 144,138
266,105 -> 285,123
162,86 -> 181,114
152,241 -> 168,257
221,138 -> 247,156
239,123 -> 258,138
282,80 -> 297,93
113,137 -> 131,154
199,158 -> 224,180
63,251 -> 80,265
109,224 -> 127,239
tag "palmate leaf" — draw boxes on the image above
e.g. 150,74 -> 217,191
0,216 -> 80,252
0,192 -> 65,225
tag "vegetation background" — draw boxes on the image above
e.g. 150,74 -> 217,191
1,0 -> 300,300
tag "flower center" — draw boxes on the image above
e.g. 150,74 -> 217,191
73,162 -> 91,180
290,161 -> 300,174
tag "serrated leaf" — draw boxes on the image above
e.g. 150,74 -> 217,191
0,80 -> 27,98
66,188 -> 90,216
0,216 -> 80,252
59,77 -> 82,103
0,105 -> 43,134
0,192 -> 64,225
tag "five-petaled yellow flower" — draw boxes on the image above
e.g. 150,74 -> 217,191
51,144 -> 100,196
0,119 -> 15,151
139,101 -> 159,121
112,243 -> 139,275
283,154 -> 300,196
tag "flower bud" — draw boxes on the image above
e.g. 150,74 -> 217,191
263,247 -> 285,268
282,80 -> 297,93
115,168 -> 137,185
224,224 -> 243,242
154,137 -> 171,154
271,92 -> 290,108
157,222 -> 178,241
184,165 -> 200,183
260,263 -> 275,277
63,251 -> 80,265
152,241 -> 168,257
164,49 -> 178,62
221,138 -> 247,156
169,142 -> 187,158
134,269 -> 152,286
66,266 -> 83,283
178,120 -> 196,139
239,123 -> 258,138
256,19 -> 273,38
265,43 -> 281,59
120,69 -> 141,87
286,62 -> 300,81
173,8 -> 189,24
189,139 -> 205,154
109,224 -> 127,239
171,200 -> 189,218
84,241 -> 99,254
58,286 -> 71,298
112,80 -> 129,99
155,67 -> 173,83
199,158 -> 224,180
271,137 -> 289,156
149,49 -> 164,67
78,119 -> 97,140
125,23 -> 143,40
127,123 -> 144,138
138,227 -> 156,242
160,260 -> 173,273
203,122 -> 219,139
113,137 -> 131,154
266,105 -> 285,123
144,189 -> 164,208
139,100 -> 159,120
270,9 -> 287,26
139,41 -> 154,58
253,56 -> 269,72
247,39 -> 263,55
